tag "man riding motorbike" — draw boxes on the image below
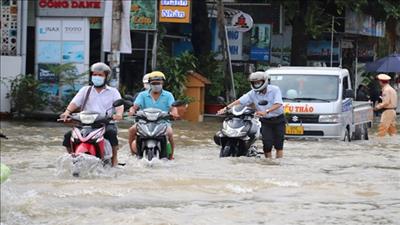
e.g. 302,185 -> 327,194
60,62 -> 124,167
128,71 -> 179,159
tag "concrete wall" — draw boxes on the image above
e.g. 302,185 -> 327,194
1,56 -> 22,113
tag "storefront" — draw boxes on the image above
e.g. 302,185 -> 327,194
35,0 -> 104,98
0,0 -> 27,113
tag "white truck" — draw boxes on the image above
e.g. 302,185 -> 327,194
266,67 -> 374,141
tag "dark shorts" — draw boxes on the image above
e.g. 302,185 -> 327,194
260,114 -> 285,152
62,124 -> 119,147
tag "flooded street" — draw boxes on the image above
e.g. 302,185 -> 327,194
1,119 -> 399,225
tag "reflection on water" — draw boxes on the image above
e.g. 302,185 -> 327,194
1,120 -> 400,225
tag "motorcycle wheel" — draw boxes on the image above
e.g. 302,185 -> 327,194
146,148 -> 154,161
220,145 -> 231,157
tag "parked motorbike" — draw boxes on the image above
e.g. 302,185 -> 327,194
214,99 -> 268,157
124,100 -> 184,161
59,99 -> 125,176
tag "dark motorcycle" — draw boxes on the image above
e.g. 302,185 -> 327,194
124,100 -> 184,161
214,99 -> 268,157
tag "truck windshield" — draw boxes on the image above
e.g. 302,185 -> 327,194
270,75 -> 339,101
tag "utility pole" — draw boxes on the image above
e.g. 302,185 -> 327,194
330,16 -> 334,67
110,0 -> 122,88
217,0 -> 236,101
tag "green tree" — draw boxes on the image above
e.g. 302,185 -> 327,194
6,74 -> 49,116
278,0 -> 400,65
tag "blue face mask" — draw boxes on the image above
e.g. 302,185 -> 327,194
91,76 -> 105,87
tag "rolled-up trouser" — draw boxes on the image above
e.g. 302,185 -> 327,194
378,109 -> 397,136
62,124 -> 119,147
260,114 -> 286,152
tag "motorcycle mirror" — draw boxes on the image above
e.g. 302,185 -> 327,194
217,96 -> 225,105
124,94 -> 135,102
123,100 -> 133,108
171,100 -> 186,107
112,99 -> 126,107
258,100 -> 268,106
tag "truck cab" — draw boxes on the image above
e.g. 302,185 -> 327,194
266,67 -> 373,141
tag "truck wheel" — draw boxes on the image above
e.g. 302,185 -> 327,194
353,125 -> 362,140
362,124 -> 369,140
343,128 -> 351,142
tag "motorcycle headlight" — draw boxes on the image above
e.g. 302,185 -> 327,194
222,128 -> 246,137
144,112 -> 159,121
222,128 -> 236,137
319,114 -> 340,123
80,113 -> 98,124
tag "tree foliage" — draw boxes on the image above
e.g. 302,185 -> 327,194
277,0 -> 400,65
6,74 -> 49,116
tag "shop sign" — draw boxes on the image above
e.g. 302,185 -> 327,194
341,40 -> 354,49
38,63 -> 58,82
36,17 -> 89,98
62,19 -> 85,40
131,0 -> 157,30
307,40 -> 339,63
159,0 -> 191,23
37,19 -> 62,40
231,12 -> 253,32
214,26 -> 243,61
37,41 -> 62,63
37,0 -> 104,17
250,24 -> 271,61
345,9 -> 385,37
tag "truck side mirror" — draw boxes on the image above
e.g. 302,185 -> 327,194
344,89 -> 354,99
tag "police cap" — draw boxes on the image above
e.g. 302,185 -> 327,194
376,74 -> 391,81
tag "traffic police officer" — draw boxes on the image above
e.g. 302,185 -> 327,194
218,71 -> 285,158
374,74 -> 398,136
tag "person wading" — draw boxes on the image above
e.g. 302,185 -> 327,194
374,74 -> 398,137
218,71 -> 285,158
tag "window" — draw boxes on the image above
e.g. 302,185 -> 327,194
342,76 -> 349,98
270,74 -> 339,101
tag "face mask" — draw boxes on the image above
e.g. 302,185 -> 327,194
151,84 -> 162,92
253,81 -> 263,88
91,76 -> 105,87
144,83 -> 150,90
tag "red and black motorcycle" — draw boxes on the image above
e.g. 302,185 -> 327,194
59,99 -> 125,176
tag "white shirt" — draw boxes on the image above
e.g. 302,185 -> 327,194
239,85 -> 284,118
71,85 -> 122,117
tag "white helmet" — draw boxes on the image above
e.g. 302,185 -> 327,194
90,62 -> 111,76
249,71 -> 268,92
143,73 -> 150,84
90,62 -> 111,87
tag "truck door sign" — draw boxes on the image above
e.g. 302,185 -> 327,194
284,104 -> 315,113
342,99 -> 352,112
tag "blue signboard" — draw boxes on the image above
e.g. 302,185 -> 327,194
250,24 -> 271,61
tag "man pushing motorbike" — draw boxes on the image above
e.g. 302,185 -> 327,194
128,71 -> 180,159
60,62 -> 124,167
217,71 -> 285,159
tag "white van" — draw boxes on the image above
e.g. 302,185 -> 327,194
266,67 -> 373,141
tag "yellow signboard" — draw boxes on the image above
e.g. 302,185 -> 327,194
159,0 -> 191,23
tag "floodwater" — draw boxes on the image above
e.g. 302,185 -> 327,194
1,119 -> 399,225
